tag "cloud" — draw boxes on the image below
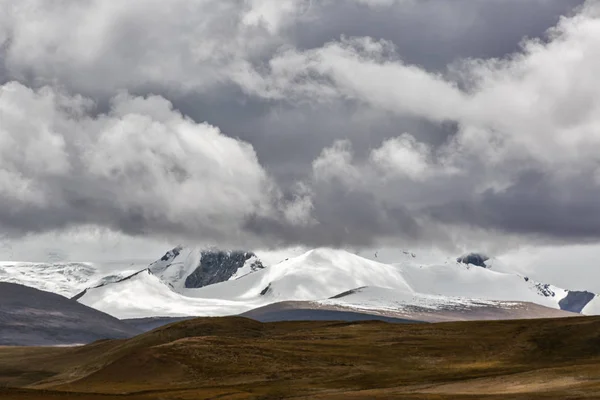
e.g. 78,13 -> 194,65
244,138 -> 450,248
371,134 -> 435,181
0,0 -> 596,255
0,82 -> 279,246
0,0 -> 290,96
1,0 -> 582,94
245,1 -> 600,245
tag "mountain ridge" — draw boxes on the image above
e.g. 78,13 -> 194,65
2,246 -> 598,323
74,247 -> 600,319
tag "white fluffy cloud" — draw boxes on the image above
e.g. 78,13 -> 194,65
0,82 -> 275,244
312,140 -> 363,186
371,135 -> 434,181
311,134 -> 439,186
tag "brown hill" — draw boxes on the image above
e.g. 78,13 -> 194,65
0,282 -> 141,346
2,316 -> 600,399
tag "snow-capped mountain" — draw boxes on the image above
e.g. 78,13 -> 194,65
187,248 -> 413,302
0,261 -> 142,298
70,246 -> 268,318
76,248 -> 410,318
0,245 -> 265,300
0,262 -> 98,297
74,248 -> 600,319
4,246 -> 598,321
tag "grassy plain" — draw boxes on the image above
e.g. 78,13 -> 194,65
2,316 -> 600,399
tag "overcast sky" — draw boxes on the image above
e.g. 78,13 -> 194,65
2,0 -> 600,275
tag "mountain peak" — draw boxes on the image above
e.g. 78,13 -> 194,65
302,248 -> 386,265
304,247 -> 354,260
149,246 -> 265,291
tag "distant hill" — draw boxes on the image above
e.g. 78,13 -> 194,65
0,282 -> 141,346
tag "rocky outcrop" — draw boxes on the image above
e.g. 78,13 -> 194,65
184,251 -> 264,289
457,253 -> 489,268
559,291 -> 597,313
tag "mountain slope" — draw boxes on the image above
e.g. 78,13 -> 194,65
241,284 -> 577,323
0,262 -> 97,298
185,248 -> 414,301
320,286 -> 577,322
75,269 -> 251,319
0,261 -> 141,298
397,262 -> 562,308
0,283 -> 141,346
395,261 -> 600,313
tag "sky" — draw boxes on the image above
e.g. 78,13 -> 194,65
1,0 -> 600,284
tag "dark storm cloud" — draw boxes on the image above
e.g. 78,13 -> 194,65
429,171 -> 600,241
290,0 -> 584,71
246,183 -> 427,248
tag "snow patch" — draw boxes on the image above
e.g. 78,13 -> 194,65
320,286 -> 521,314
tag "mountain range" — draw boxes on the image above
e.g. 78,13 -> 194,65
70,247 -> 597,321
1,245 -> 598,345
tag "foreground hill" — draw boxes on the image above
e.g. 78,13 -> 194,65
2,316 -> 600,398
75,248 -> 600,319
0,283 -> 141,346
